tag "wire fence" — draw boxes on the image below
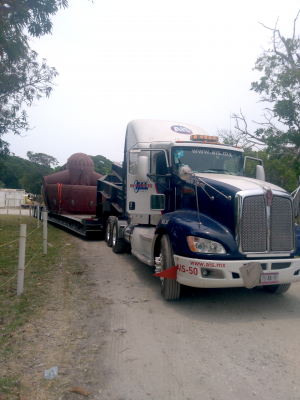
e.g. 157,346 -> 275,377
0,212 -> 47,295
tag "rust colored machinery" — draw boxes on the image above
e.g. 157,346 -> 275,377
42,153 -> 103,215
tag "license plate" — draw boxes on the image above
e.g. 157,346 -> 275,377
261,272 -> 279,285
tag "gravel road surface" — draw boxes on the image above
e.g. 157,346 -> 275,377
78,239 -> 300,400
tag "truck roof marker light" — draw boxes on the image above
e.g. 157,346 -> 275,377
190,135 -> 219,143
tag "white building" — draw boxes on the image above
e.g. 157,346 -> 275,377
0,189 -> 25,208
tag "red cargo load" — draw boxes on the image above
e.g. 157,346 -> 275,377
42,153 -> 103,215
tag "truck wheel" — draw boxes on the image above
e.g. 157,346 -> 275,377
263,283 -> 291,294
112,219 -> 126,253
160,235 -> 181,300
106,216 -> 116,247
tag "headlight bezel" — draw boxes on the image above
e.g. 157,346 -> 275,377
187,236 -> 226,254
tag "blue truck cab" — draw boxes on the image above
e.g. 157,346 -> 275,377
98,119 -> 300,300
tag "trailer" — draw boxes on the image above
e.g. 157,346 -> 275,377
46,211 -> 104,237
97,119 -> 300,300
40,153 -> 106,237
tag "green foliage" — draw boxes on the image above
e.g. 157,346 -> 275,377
0,0 -> 68,64
90,154 -> 113,175
243,150 -> 299,192
228,13 -> 300,192
27,151 -> 58,167
248,18 -> 300,158
0,50 -> 58,137
231,14 -> 300,169
0,154 -> 52,193
0,214 -> 83,371
53,165 -> 62,173
0,0 -> 68,153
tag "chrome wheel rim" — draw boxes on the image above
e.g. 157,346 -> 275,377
113,225 -> 117,247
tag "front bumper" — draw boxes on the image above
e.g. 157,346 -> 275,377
174,255 -> 300,289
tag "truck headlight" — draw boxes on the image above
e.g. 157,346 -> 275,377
187,236 -> 226,254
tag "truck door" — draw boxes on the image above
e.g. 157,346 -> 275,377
126,149 -> 167,220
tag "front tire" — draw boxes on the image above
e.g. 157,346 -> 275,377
160,235 -> 181,300
262,283 -> 291,294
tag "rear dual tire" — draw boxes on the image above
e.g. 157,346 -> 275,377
112,219 -> 127,253
106,216 -> 116,247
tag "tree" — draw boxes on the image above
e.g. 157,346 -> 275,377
27,151 -> 58,167
90,155 -> 113,175
0,0 -> 68,154
232,11 -> 300,165
218,129 -> 298,191
217,129 -> 253,150
0,154 -> 52,192
0,50 -> 58,136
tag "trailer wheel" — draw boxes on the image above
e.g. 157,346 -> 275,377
112,219 -> 126,253
262,283 -> 291,294
106,216 -> 116,247
160,235 -> 181,300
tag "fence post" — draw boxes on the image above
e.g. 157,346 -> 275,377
29,204 -> 31,223
19,206 -> 21,220
37,205 -> 39,228
17,224 -> 27,296
6,204 -> 8,215
42,211 -> 47,255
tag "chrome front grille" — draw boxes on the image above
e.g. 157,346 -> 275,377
238,192 -> 294,253
270,196 -> 293,251
241,196 -> 267,252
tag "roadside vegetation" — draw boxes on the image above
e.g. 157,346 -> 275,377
219,11 -> 300,193
0,215 -> 85,399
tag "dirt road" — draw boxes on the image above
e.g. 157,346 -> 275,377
76,239 -> 300,400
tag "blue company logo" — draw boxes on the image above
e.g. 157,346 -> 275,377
171,125 -> 193,135
133,180 -> 150,193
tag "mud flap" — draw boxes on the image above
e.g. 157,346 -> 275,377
153,265 -> 178,280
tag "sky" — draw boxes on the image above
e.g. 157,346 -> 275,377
6,0 -> 300,165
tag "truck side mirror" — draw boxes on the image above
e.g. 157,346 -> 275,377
137,156 -> 149,182
256,165 -> 265,181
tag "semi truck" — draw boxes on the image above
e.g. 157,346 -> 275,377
97,119 -> 300,300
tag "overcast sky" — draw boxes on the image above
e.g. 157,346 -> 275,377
6,0 -> 300,165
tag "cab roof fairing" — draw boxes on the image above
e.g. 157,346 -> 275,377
127,119 -> 209,146
126,119 -> 244,153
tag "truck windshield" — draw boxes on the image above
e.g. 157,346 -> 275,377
172,147 -> 244,175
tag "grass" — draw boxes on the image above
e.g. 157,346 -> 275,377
0,214 -> 85,398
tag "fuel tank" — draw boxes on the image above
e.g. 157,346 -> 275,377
42,153 -> 103,214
